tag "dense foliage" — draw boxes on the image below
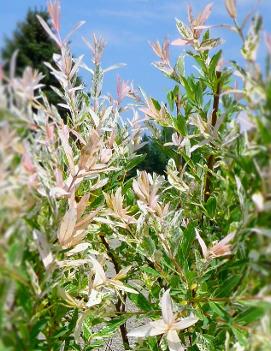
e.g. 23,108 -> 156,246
1,1 -> 271,350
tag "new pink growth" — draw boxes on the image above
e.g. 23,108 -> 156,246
55,168 -> 65,189
172,3 -> 213,47
47,0 -> 61,33
150,39 -> 174,76
140,98 -> 169,125
132,171 -> 165,215
116,75 -> 131,103
45,123 -> 55,145
12,67 -> 44,100
196,229 -> 235,260
171,38 -> 194,47
189,2 -> 213,39
209,232 -> 235,258
104,188 -> 136,226
194,3 -> 213,30
83,34 -> 106,65
150,39 -> 171,66
225,0 -> 237,19
22,151 -> 36,174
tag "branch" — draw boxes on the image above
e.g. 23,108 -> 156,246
204,71 -> 221,202
99,234 -> 130,350
100,234 -> 121,272
175,93 -> 181,116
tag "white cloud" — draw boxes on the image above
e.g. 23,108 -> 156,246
95,1 -> 186,22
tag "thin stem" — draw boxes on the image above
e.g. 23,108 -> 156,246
67,168 -> 80,192
103,293 -> 268,317
100,234 -> 121,272
156,224 -> 187,285
99,234 -> 130,350
204,71 -> 221,202
175,94 -> 183,168
233,18 -> 245,42
175,93 -> 181,116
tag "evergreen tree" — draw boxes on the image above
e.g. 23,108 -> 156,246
137,128 -> 172,175
1,8 -> 60,106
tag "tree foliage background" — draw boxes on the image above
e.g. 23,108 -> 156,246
1,9 -> 61,107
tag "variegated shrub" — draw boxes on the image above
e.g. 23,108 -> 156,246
1,1 -> 271,350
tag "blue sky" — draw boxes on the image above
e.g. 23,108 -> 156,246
1,0 -> 271,101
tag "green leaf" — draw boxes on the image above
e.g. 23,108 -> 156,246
208,302 -> 229,320
175,55 -> 185,78
141,266 -> 160,278
129,293 -> 153,312
180,223 -> 195,260
199,38 -> 223,52
234,306 -> 265,325
181,76 -> 195,101
125,154 -> 146,172
209,50 -> 222,76
87,340 -> 106,350
231,327 -> 248,347
93,316 -> 129,339
173,114 -> 187,136
167,90 -> 175,111
205,196 -> 217,218
151,98 -> 161,110
215,275 -> 241,297
141,235 -> 156,256
146,338 -> 160,351
176,19 -> 192,38
30,318 -> 49,339
196,333 -> 216,351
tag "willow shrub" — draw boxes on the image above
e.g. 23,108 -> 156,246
1,1 -> 271,350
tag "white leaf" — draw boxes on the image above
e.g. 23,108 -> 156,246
89,178 -> 109,191
57,103 -> 71,110
252,192 -> 264,212
236,111 -> 254,134
59,341 -> 65,351
225,0 -> 237,19
161,289 -> 174,325
127,319 -> 166,337
57,258 -> 91,268
88,107 -> 100,127
80,62 -> 94,75
66,242 -> 90,256
103,63 -> 126,74
166,330 -> 185,351
33,230 -> 54,270
110,280 -> 138,294
74,312 -> 87,345
37,15 -> 61,47
86,289 -> 103,307
10,49 -> 19,79
50,186 -> 70,198
64,21 -> 86,43
58,126 -> 75,175
57,201 -> 77,248
90,256 -> 107,287
77,193 -> 90,219
174,314 -> 199,330
195,229 -> 209,259
217,232 -> 235,247
252,227 -> 271,238
70,55 -> 84,80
